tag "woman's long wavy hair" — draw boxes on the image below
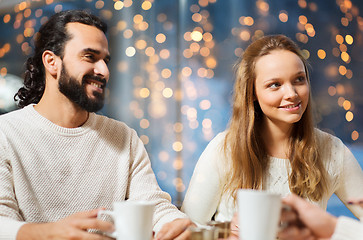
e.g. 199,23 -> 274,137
14,10 -> 107,108
224,35 -> 327,202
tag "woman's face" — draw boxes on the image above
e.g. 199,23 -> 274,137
254,49 -> 309,130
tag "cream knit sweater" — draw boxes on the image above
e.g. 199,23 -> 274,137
0,105 -> 186,239
182,130 -> 363,225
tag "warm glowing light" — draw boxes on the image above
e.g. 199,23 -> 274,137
199,0 -> 208,7
140,88 -> 150,98
341,52 -> 350,62
339,44 -> 347,52
145,47 -> 155,56
341,17 -> 349,26
135,39 -> 147,50
162,88 -> 173,98
161,68 -> 172,79
345,35 -> 353,45
182,67 -> 192,77
239,30 -> 251,41
157,13 -> 167,22
203,32 -> 213,42
159,49 -> 170,59
173,160 -> 184,172
200,47 -> 210,57
192,13 -> 202,22
190,42 -> 200,52
0,67 -> 7,76
140,119 -> 150,129
190,4 -> 200,13
3,14 -> 11,23
95,0 -> 104,9
125,46 -> 136,57
317,49 -> 326,59
35,9 -> 43,18
184,32 -> 192,41
352,131 -> 359,141
328,86 -> 336,96
123,29 -> 133,39
343,100 -> 351,110
183,49 -> 193,58
156,33 -> 166,43
337,85 -> 345,96
3,43 -> 10,53
140,135 -> 149,145
345,111 -> 354,122
299,15 -> 307,25
159,151 -> 169,162
124,0 -> 133,7
346,69 -> 353,79
138,21 -> 149,31
339,65 -> 347,75
191,31 -> 203,42
114,1 -> 124,10
117,21 -> 127,31
202,119 -> 212,129
298,0 -> 307,8
336,35 -> 344,44
174,123 -> 183,133
142,1 -> 152,10
279,11 -> 288,22
173,141 -> 183,152
200,100 -> 211,110
244,16 -> 254,26
206,57 -> 217,69
133,14 -> 143,24
301,49 -> 310,59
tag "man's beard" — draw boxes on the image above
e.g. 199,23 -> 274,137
58,63 -> 106,112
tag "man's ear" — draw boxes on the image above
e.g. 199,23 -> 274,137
42,50 -> 60,76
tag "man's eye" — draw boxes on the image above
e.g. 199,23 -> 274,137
85,55 -> 95,60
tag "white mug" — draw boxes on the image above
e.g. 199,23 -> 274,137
237,190 -> 281,240
98,201 -> 155,240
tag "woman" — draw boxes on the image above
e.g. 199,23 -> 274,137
181,35 -> 363,225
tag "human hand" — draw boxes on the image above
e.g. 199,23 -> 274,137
154,218 -> 195,240
277,194 -> 336,240
17,209 -> 114,240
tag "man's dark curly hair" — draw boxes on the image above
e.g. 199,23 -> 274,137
14,9 -> 107,108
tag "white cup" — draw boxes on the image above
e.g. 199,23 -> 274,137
98,201 -> 155,240
237,190 -> 281,240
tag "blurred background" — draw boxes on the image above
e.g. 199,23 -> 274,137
0,0 -> 362,218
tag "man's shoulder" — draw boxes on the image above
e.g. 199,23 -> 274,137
0,107 -> 27,124
93,113 -> 134,133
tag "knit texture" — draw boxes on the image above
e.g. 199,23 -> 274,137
182,130 -> 363,225
0,105 -> 186,239
332,216 -> 363,240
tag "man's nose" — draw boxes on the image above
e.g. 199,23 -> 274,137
94,60 -> 109,80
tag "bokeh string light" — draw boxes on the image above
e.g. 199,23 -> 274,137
0,0 -> 362,206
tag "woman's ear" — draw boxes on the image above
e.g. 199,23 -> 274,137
42,50 -> 60,76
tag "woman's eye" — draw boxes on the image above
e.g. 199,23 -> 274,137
268,83 -> 280,89
296,76 -> 306,83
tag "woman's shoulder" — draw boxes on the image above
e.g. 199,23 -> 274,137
314,128 -> 344,147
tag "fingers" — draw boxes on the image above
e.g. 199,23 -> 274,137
278,226 -> 314,240
155,218 -> 195,240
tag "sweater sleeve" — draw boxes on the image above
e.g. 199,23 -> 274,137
331,216 -> 363,240
0,131 -> 26,240
126,129 -> 187,232
181,132 -> 226,225
334,141 -> 363,218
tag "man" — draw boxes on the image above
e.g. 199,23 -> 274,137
0,10 -> 192,239
278,194 -> 363,240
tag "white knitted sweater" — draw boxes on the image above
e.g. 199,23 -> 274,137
182,130 -> 363,225
0,105 -> 186,239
